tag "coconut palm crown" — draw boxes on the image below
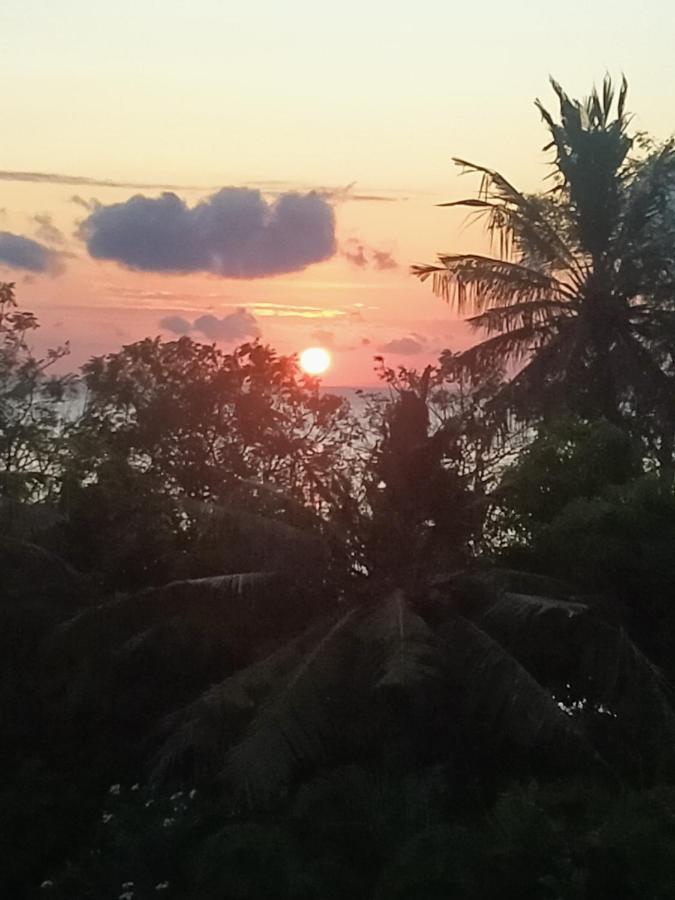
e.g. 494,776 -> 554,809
413,77 -> 675,459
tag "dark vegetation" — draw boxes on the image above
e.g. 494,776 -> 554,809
4,78 -> 675,898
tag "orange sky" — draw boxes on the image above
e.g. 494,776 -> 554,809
3,1 -> 675,384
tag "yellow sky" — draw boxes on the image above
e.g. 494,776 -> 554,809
2,1 -> 675,383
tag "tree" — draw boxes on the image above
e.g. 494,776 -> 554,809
135,575 -> 675,799
0,282 -> 72,530
361,353 -> 514,580
413,78 -> 675,461
62,337 -> 361,588
496,422 -> 675,669
74,337 -> 358,510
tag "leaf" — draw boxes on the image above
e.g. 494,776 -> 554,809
357,589 -> 443,692
440,614 -> 599,767
222,609 -> 360,804
475,590 -> 675,771
412,254 -> 572,314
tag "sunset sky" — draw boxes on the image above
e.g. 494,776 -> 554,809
3,0 -> 675,384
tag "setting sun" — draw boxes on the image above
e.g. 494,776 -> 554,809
299,346 -> 332,376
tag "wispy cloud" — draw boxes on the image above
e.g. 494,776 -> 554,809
321,182 -> 406,203
250,302 -> 347,319
1,171 -> 407,205
94,285 -> 348,318
33,213 -> 66,246
0,170 -> 206,191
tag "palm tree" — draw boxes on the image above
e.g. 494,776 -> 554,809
413,78 -> 675,459
149,573 -> 675,802
43,395 -> 675,806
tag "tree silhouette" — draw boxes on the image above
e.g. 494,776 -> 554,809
414,78 -> 675,461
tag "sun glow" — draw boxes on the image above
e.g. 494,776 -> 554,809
299,346 -> 332,376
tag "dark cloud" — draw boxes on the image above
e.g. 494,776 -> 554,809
342,241 -> 368,268
194,310 -> 260,341
33,213 -> 65,246
348,193 -> 403,203
0,231 -> 62,274
160,308 -> 260,343
379,336 -> 426,356
71,195 -> 100,212
158,315 -> 192,335
340,238 -> 398,270
80,188 -> 336,278
372,249 -> 397,270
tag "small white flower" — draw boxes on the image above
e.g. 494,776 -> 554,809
144,799 -> 154,808
122,883 -> 134,889
188,789 -> 197,800
170,791 -> 183,801
162,817 -> 175,828
155,882 -> 170,891
131,783 -> 140,791
119,893 -> 134,900
40,880 -> 54,889
109,783 -> 121,795
102,812 -> 114,824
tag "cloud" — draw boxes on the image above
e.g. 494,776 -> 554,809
379,336 -> 426,356
33,213 -> 65,246
0,231 -> 62,274
71,195 -> 100,212
158,315 -> 192,335
194,310 -> 260,341
0,170 -> 408,205
310,329 -> 336,347
0,170 -> 204,191
340,238 -> 398,270
342,242 -> 368,268
371,249 -> 397,270
80,188 -> 336,278
323,182 -> 404,203
160,308 -> 260,343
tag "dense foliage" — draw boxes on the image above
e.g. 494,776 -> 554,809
4,78 -> 675,899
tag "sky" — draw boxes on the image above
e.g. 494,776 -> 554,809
2,0 -> 675,385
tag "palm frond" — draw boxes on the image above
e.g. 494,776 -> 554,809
411,254 -> 573,314
615,141 -> 675,297
0,537 -> 85,606
357,589 -> 442,692
453,323 -> 554,380
467,299 -> 572,335
223,609 -> 359,804
53,572 -> 278,650
486,317 -> 587,420
151,616 -> 328,783
448,159 -> 584,281
475,590 -> 675,770
440,614 -> 599,766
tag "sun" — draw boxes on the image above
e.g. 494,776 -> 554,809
299,346 -> 331,376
